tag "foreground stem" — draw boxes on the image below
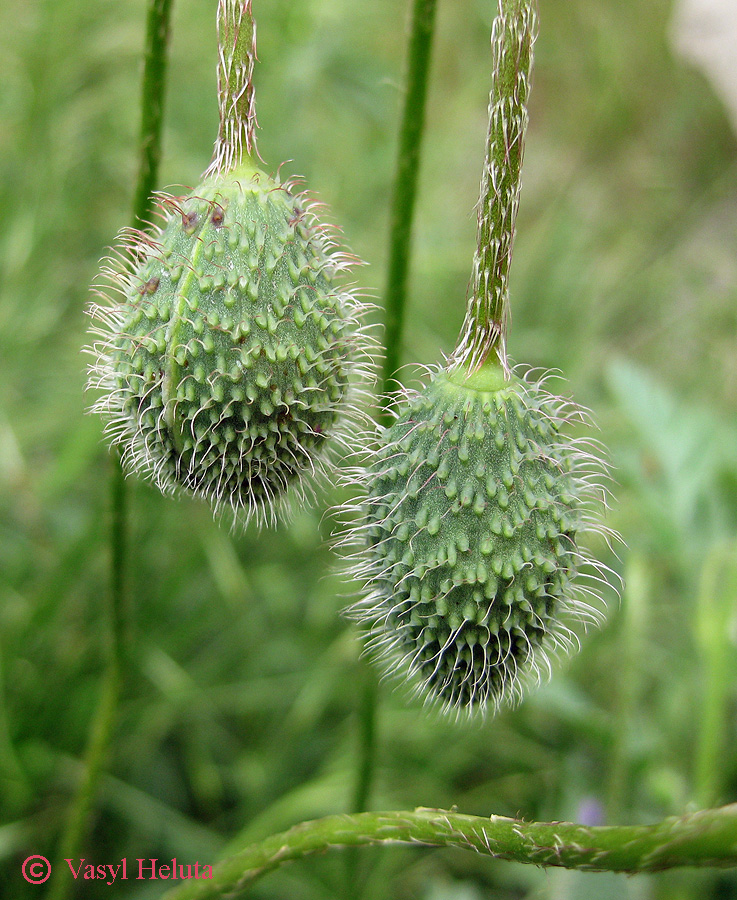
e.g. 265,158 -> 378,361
163,805 -> 737,898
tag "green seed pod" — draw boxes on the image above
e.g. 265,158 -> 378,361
88,165 -> 371,527
346,363 -> 613,716
87,0 -> 374,528
342,1 -> 618,716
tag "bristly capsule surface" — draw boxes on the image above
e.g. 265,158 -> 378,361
87,164 -> 373,528
344,362 -> 616,718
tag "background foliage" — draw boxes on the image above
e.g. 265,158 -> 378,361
1,0 -> 736,897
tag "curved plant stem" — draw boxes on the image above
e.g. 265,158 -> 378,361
380,0 -> 439,422
163,805 -> 737,898
451,0 -> 536,374
47,2 -> 173,898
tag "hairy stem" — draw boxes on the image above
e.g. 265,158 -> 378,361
380,0 -> 439,422
451,0 -> 536,374
163,805 -> 737,898
205,0 -> 257,177
47,3 -> 173,898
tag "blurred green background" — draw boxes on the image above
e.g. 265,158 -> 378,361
1,0 -> 737,897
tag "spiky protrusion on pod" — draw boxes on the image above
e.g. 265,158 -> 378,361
344,363 -> 614,716
87,165 -> 373,527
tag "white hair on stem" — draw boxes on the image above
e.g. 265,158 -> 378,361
205,0 -> 259,178
449,0 -> 538,377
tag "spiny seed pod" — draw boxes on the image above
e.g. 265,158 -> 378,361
340,0 -> 619,716
88,165 -> 370,526
346,363 -> 612,716
87,0 -> 373,528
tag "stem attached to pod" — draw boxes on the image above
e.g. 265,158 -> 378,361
451,0 -> 536,375
205,0 -> 258,177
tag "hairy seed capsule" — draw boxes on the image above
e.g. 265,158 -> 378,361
349,364 -> 608,716
88,166 -> 368,527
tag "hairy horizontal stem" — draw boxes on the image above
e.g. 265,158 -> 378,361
163,805 -> 737,898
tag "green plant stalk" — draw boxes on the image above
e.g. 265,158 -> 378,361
451,0 -> 535,373
205,0 -> 257,177
606,553 -> 649,821
48,2 -> 173,898
344,663 -> 378,897
162,804 -> 737,898
47,658 -> 120,900
351,668 -> 378,817
694,543 -> 737,807
345,1 -> 438,890
346,1 -> 438,887
133,0 -> 176,228
380,0 -> 438,422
